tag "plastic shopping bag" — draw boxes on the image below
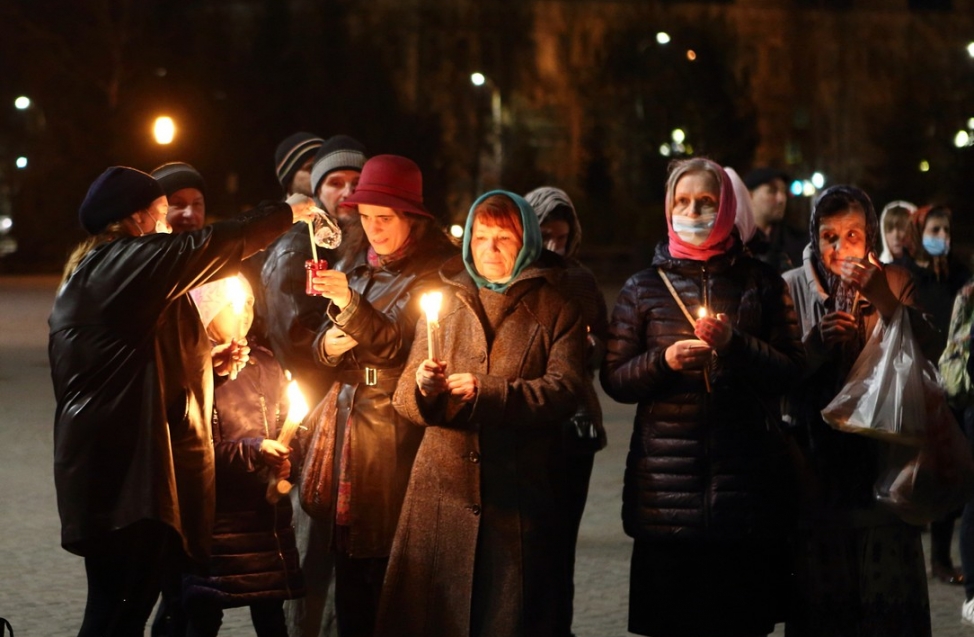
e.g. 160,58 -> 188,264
873,383 -> 974,525
820,305 -> 927,446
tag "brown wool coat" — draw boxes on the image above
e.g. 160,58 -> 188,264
376,256 -> 586,637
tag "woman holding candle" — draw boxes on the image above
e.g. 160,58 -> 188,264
181,275 -> 305,637
376,190 -> 586,637
302,154 -> 456,637
49,166 -> 317,637
599,158 -> 805,637
782,185 -> 937,636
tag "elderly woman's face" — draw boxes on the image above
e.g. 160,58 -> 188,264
358,204 -> 411,255
670,170 -> 720,245
818,208 -> 868,275
471,217 -> 523,282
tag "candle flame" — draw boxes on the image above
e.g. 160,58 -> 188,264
420,292 -> 443,323
286,380 -> 309,423
227,275 -> 247,314
698,307 -> 708,319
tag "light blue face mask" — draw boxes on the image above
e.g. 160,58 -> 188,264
671,212 -> 716,246
922,235 -> 949,256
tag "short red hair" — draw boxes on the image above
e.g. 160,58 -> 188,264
472,194 -> 523,238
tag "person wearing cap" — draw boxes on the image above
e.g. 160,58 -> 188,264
257,132 -> 366,637
302,154 -> 456,637
375,190 -> 586,637
276,132 -> 325,198
151,161 -> 208,234
743,166 -> 805,273
49,166 -> 317,637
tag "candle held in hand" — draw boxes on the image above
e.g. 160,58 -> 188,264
420,292 -> 443,361
267,379 -> 310,503
227,275 -> 249,380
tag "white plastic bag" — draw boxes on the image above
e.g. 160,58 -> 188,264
820,305 -> 927,446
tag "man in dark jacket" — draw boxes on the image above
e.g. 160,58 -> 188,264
743,166 -> 806,273
50,166 -> 316,637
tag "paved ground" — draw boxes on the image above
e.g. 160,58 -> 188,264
0,274 -> 970,636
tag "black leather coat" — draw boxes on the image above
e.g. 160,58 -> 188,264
302,232 -> 457,557
50,203 -> 293,563
600,240 -> 804,541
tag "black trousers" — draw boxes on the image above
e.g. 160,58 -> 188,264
77,520 -> 180,637
184,599 -> 287,637
334,551 -> 388,637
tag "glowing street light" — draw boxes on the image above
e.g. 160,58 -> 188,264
14,96 -> 31,110
656,32 -> 670,45
15,156 -> 27,169
919,160 -> 930,173
967,42 -> 974,58
153,116 -> 176,145
450,224 -> 464,238
671,128 -> 686,144
954,130 -> 971,148
811,172 -> 825,189
470,72 -> 486,87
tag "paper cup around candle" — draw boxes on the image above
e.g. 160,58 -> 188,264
304,259 -> 329,296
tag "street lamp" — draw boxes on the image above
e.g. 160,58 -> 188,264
153,116 -> 176,145
470,72 -> 503,188
14,96 -> 31,110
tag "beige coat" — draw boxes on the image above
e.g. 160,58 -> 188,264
377,256 -> 586,637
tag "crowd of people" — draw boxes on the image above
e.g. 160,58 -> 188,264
47,133 -> 974,637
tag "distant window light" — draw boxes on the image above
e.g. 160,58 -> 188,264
15,156 -> 27,169
919,160 -> 931,172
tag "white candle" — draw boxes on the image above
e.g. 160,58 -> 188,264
307,219 -> 319,263
420,292 -> 443,361
226,275 -> 248,380
267,379 -> 310,503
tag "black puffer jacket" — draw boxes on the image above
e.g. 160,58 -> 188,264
182,344 -> 305,606
601,240 -> 804,541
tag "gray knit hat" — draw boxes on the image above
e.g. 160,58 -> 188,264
275,132 -> 324,190
310,135 -> 367,195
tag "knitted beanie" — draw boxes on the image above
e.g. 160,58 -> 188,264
78,166 -> 164,234
310,135 -> 368,195
151,162 -> 206,199
743,167 -> 790,192
275,132 -> 324,190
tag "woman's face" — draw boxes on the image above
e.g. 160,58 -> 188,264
884,223 -> 908,259
471,217 -> 523,282
670,170 -> 720,245
540,219 -> 571,256
923,215 -> 951,256
818,208 -> 868,275
358,204 -> 411,255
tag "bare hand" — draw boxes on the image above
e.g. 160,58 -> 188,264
323,326 -> 358,357
285,193 -> 320,224
837,253 -> 898,319
447,373 -> 479,403
416,359 -> 448,397
312,269 -> 353,309
694,313 -> 732,352
212,338 -> 250,379
260,438 -> 291,469
819,311 -> 858,347
664,339 -> 713,371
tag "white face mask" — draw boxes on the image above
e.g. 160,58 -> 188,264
154,219 -> 172,234
671,211 -> 717,246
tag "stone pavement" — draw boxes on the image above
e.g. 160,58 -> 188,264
0,274 -> 970,636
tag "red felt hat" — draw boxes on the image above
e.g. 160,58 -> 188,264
341,154 -> 432,218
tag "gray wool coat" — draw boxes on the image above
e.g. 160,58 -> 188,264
377,255 -> 586,637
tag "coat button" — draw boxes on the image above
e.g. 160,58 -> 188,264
469,504 -> 481,515
467,451 -> 481,463
479,351 -> 487,363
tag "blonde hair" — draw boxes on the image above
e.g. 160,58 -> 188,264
59,221 -> 129,289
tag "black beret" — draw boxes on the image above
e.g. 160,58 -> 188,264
743,167 -> 790,191
150,162 -> 206,199
78,166 -> 164,234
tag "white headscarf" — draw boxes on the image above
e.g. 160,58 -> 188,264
724,167 -> 756,244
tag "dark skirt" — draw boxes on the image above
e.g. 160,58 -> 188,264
628,537 -> 790,637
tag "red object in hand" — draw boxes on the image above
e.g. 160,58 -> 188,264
304,259 -> 328,296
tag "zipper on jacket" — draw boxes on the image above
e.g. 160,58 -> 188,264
701,265 -> 713,531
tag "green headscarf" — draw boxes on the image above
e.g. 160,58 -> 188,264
462,190 -> 542,292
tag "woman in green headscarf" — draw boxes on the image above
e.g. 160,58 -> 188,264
376,190 -> 587,637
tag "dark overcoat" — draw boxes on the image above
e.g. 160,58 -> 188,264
376,255 -> 586,637
49,203 -> 293,563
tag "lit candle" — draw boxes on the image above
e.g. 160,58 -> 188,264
696,306 -> 712,393
420,292 -> 443,361
266,379 -> 310,503
226,275 -> 248,380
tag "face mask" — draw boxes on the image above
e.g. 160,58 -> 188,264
155,219 -> 173,234
543,239 -> 565,256
922,235 -> 948,256
671,211 -> 717,246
